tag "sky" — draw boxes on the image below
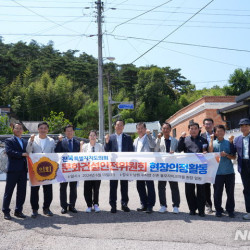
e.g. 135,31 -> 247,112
0,0 -> 249,89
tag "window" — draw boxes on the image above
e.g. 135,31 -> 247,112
173,128 -> 177,138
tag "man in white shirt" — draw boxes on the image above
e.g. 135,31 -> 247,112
134,122 -> 156,213
200,118 -> 215,214
154,122 -> 180,214
26,122 -> 55,218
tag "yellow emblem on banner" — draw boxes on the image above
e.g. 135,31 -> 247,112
32,157 -> 58,181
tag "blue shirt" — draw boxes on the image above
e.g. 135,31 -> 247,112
15,136 -> 23,149
213,139 -> 234,175
242,134 -> 250,159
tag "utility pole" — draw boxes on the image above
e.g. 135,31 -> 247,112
96,0 -> 104,143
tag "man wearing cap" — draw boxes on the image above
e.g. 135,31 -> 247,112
233,118 -> 250,220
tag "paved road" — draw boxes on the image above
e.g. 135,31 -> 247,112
0,180 -> 249,250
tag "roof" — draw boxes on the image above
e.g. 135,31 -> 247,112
167,96 -> 236,123
218,101 -> 248,114
123,121 -> 161,133
235,90 -> 250,103
219,91 -> 250,114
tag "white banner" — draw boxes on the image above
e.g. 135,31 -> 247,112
27,152 -> 220,186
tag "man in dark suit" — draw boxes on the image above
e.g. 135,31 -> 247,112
104,119 -> 134,213
2,123 -> 28,220
233,118 -> 250,220
200,118 -> 215,214
55,125 -> 80,214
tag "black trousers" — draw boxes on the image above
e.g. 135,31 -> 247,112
241,159 -> 250,213
205,183 -> 213,207
30,184 -> 53,210
2,171 -> 27,214
137,180 -> 156,208
213,173 -> 235,213
84,180 -> 101,207
109,180 -> 129,208
60,181 -> 77,209
158,181 -> 180,207
185,183 -> 206,213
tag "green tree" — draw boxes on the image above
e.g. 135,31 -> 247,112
74,100 -> 99,138
0,114 -> 12,134
135,67 -> 175,121
43,111 -> 71,134
225,68 -> 250,95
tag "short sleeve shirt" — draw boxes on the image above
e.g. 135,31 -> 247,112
213,139 -> 234,175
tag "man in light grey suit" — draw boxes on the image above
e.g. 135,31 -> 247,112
26,122 -> 55,218
134,122 -> 156,213
154,122 -> 180,214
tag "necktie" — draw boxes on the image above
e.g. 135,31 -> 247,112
92,146 -> 95,152
68,139 -> 73,152
165,139 -> 170,153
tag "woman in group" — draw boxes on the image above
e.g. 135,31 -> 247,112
80,130 -> 104,213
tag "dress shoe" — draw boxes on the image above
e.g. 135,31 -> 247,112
31,210 -> 38,218
228,212 -> 235,218
199,212 -> 205,217
4,213 -> 11,220
137,206 -> 147,212
111,207 -> 117,213
61,208 -> 68,214
43,208 -> 53,216
189,211 -> 196,215
14,212 -> 26,218
121,205 -> 130,212
69,207 -> 77,213
146,207 -> 153,214
243,213 -> 250,220
216,212 -> 222,217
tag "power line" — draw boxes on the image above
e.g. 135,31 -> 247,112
192,80 -> 228,84
107,34 -> 250,53
2,20 -> 250,31
0,14 -> 92,18
131,0 -> 215,64
3,3 -> 250,16
3,0 -> 92,3
0,4 -> 90,9
0,33 -> 93,37
110,0 -> 173,33
109,8 -> 250,17
11,0 -> 83,35
105,3 -> 250,12
118,36 -> 245,68
104,0 -> 129,13
3,31 -> 249,54
2,18 -> 250,27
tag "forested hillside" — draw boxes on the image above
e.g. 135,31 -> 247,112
0,38 -> 248,136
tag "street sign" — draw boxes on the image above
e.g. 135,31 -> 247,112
118,103 -> 134,109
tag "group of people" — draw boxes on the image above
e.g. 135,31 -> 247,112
2,117 -> 250,221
